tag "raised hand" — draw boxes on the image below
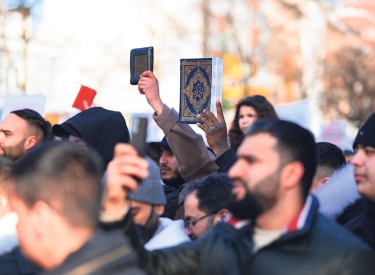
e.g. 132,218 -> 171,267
138,71 -> 164,115
102,143 -> 149,213
196,100 -> 230,158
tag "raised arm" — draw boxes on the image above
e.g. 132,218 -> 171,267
138,71 -> 218,182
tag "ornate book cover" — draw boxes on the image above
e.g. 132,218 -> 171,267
179,58 -> 223,124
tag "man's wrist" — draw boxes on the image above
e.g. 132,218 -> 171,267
151,101 -> 164,116
100,200 -> 129,222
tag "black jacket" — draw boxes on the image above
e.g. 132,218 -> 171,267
40,231 -> 145,275
102,196 -> 375,275
215,148 -> 237,173
161,185 -> 179,220
345,200 -> 375,251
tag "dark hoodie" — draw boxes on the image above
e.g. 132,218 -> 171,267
52,107 -> 130,172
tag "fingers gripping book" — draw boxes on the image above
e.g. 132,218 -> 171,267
179,58 -> 224,124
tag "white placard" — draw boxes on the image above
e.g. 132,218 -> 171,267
275,100 -> 311,130
1,94 -> 46,122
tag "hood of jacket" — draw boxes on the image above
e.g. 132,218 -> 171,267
314,164 -> 361,220
52,107 -> 130,171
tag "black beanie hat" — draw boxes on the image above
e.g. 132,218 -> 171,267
353,112 -> 375,150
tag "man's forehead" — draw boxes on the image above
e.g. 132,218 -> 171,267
238,133 -> 277,154
159,147 -> 172,152
1,113 -> 27,131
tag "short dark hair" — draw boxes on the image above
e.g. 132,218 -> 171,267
315,142 -> 346,179
11,109 -> 49,140
180,173 -> 233,214
246,119 -> 317,198
12,142 -> 103,228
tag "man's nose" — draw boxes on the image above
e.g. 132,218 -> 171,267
351,151 -> 363,167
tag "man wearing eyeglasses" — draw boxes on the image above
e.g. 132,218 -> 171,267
180,173 -> 232,240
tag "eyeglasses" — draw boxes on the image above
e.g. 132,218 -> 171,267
184,213 -> 215,230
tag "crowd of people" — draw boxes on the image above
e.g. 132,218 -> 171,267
0,70 -> 374,274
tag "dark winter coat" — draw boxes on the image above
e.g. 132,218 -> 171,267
161,185 -> 179,220
102,196 -> 375,275
345,200 -> 375,251
40,231 -> 145,275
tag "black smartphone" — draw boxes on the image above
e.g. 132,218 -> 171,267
131,117 -> 148,157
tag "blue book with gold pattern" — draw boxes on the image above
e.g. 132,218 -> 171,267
179,58 -> 224,124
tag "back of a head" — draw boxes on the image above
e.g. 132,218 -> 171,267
11,109 -> 49,142
12,142 -> 102,228
315,142 -> 346,180
246,119 -> 317,198
181,173 -> 233,214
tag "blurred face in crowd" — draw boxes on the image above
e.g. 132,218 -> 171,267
238,106 -> 258,133
351,144 -> 375,202
68,135 -> 88,151
184,191 -> 224,240
130,200 -> 164,243
159,147 -> 183,188
227,133 -> 281,220
0,114 -> 34,162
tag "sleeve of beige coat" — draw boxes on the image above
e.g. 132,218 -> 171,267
153,104 -> 219,183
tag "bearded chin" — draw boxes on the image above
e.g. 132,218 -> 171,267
227,191 -> 264,220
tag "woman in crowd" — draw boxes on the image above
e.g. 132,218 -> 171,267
228,95 -> 278,151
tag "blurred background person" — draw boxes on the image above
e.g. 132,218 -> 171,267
310,142 -> 346,192
228,95 -> 278,152
0,155 -> 39,275
9,142 -> 145,274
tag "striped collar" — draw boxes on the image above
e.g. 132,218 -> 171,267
225,195 -> 319,235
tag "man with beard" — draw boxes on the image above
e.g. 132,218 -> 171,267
0,109 -> 49,162
101,119 -> 375,275
128,158 -> 190,250
148,137 -> 185,190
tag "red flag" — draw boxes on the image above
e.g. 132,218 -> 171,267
72,85 -> 97,111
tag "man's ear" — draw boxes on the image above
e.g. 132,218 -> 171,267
24,136 -> 38,151
280,162 -> 304,190
154,205 -> 165,216
31,201 -> 51,237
